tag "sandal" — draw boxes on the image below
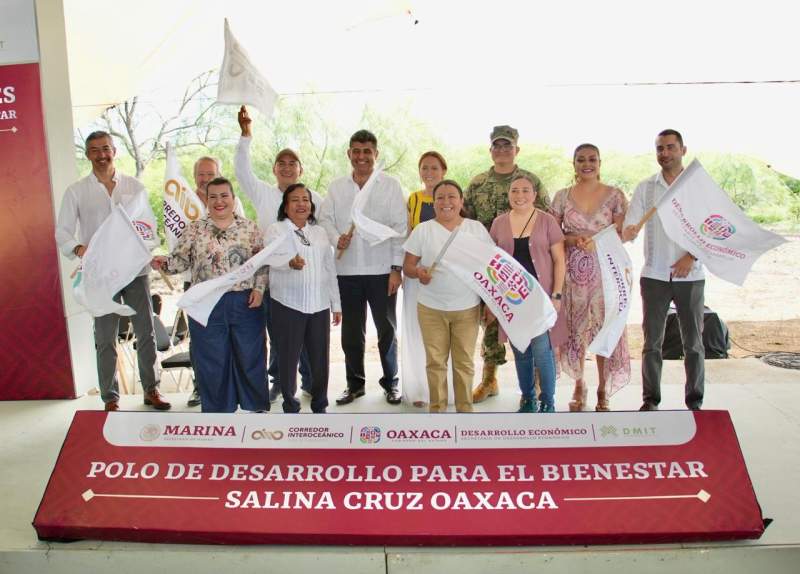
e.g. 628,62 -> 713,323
568,383 -> 588,412
596,388 -> 610,412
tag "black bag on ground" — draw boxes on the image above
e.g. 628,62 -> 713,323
662,306 -> 730,359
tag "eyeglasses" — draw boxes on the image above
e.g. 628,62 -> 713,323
294,229 -> 310,247
492,143 -> 515,152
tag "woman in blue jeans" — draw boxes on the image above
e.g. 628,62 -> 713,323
489,175 -> 567,412
152,177 -> 269,413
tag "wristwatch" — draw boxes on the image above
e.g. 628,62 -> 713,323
390,265 -> 402,272
551,292 -> 562,300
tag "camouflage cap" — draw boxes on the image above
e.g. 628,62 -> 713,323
490,125 -> 519,145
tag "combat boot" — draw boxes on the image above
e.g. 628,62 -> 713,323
472,363 -> 499,403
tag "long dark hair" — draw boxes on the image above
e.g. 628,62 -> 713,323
277,183 -> 316,223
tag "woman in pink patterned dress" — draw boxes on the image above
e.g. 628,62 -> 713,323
550,144 -> 630,411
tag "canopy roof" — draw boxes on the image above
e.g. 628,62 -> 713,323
65,0 -> 800,175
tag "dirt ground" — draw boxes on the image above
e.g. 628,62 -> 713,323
152,234 -> 800,368
625,319 -> 800,359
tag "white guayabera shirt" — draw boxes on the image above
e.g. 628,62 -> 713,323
318,172 -> 407,276
56,171 -> 158,277
625,172 -> 705,282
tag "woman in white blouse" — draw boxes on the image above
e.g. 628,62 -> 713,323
265,183 -> 342,413
403,180 -> 494,413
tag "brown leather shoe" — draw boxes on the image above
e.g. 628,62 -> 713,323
144,390 -> 172,410
104,401 -> 120,412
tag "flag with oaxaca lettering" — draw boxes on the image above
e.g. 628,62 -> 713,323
73,193 -> 153,317
588,225 -> 634,358
177,228 -> 296,326
163,142 -> 204,251
351,163 -> 403,246
657,158 -> 786,286
442,232 -> 557,351
217,19 -> 278,118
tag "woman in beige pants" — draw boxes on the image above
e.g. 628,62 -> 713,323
402,180 -> 494,412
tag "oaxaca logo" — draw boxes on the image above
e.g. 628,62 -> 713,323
484,254 -> 533,305
385,428 -> 453,441
133,220 -> 155,241
472,253 -> 534,322
700,214 -> 736,240
360,426 -> 381,444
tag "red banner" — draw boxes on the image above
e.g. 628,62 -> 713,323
34,411 -> 764,545
0,63 -> 74,399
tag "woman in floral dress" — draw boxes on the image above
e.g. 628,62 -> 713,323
550,144 -> 630,411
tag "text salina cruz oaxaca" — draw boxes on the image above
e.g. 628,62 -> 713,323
34,411 -> 765,545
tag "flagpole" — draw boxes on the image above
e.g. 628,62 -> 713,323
336,223 -> 356,259
158,269 -> 175,291
637,206 -> 658,230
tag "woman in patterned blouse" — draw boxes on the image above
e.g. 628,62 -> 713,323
152,177 -> 269,413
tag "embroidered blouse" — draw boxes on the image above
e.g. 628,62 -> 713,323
163,214 -> 268,293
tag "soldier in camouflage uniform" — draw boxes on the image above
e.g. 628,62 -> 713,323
463,125 -> 550,402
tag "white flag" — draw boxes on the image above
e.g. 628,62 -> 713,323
217,19 -> 278,118
442,233 -> 557,352
350,164 -> 403,246
163,143 -> 204,251
588,225 -> 633,357
178,228 -> 296,326
73,194 -> 153,317
657,159 -> 786,285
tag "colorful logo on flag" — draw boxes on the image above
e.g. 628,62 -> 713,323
133,220 -> 155,241
485,254 -> 533,305
359,426 -> 381,444
700,214 -> 736,241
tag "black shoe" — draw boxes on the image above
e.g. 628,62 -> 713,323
336,388 -> 365,405
269,384 -> 281,403
187,389 -> 201,407
639,402 -> 658,411
384,387 -> 402,405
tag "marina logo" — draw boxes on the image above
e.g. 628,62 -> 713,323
250,429 -> 284,440
359,426 -> 381,444
139,424 -> 161,441
162,424 -> 237,437
700,214 -> 736,240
